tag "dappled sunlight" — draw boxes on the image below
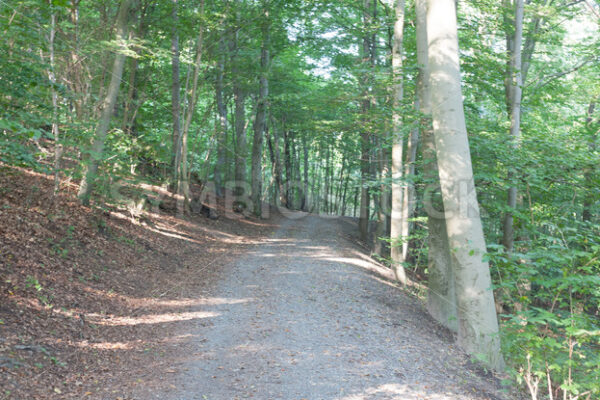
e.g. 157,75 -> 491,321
147,297 -> 253,307
340,383 -> 452,400
74,341 -> 135,351
87,310 -> 220,326
323,256 -> 396,281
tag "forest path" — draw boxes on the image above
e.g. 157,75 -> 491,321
136,214 -> 505,400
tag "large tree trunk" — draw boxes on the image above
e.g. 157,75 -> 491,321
502,0 -> 524,253
415,0 -> 457,331
427,0 -> 504,370
78,0 -> 132,205
251,9 -> 270,217
390,0 -> 406,283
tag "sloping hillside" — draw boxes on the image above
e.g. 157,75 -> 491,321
0,165 -> 278,399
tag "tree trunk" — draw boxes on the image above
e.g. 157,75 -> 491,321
215,37 -> 228,197
390,0 -> 406,282
374,140 -> 390,256
416,0 -> 457,331
582,101 -> 597,222
180,0 -> 205,201
427,0 -> 504,370
46,9 -> 62,195
359,0 -> 375,242
266,124 -> 286,206
401,111 -> 419,261
293,134 -> 302,210
251,9 -> 270,217
78,0 -> 132,205
301,134 -> 309,211
170,0 -> 182,195
502,0 -> 524,253
121,1 -> 150,137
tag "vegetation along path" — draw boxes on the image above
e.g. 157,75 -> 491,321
135,215 -> 505,400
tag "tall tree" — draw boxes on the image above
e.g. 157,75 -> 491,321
214,35 -> 228,197
78,0 -> 133,205
390,0 -> 406,283
251,5 -> 270,217
179,0 -> 206,201
416,0 -> 457,331
427,0 -> 504,370
501,0 -> 524,253
170,0 -> 183,197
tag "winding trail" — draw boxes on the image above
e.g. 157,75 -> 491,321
137,214 -> 505,400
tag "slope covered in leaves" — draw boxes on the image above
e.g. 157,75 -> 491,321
0,165 -> 278,399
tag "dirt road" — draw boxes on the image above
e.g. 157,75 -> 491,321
135,214 -> 505,400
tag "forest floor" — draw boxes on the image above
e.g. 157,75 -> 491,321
1,165 -> 512,400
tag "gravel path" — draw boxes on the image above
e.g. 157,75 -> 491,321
137,214 -> 507,400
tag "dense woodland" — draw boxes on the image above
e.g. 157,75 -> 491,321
1,0 -> 599,398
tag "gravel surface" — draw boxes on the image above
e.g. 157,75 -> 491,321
136,214 -> 508,400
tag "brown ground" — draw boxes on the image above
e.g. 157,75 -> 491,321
0,165 -> 279,400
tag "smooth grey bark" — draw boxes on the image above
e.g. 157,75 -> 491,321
78,0 -> 132,205
251,10 -> 270,217
390,0 -> 406,283
427,0 -> 504,370
415,0 -> 457,332
502,0 -> 524,253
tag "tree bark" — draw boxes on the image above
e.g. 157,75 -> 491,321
251,9 -> 270,217
46,8 -> 62,196
179,0 -> 205,201
582,101 -> 597,222
415,0 -> 457,331
301,134 -> 309,211
502,0 -> 524,253
170,0 -> 182,195
215,36 -> 228,197
283,129 -> 293,207
266,123 -> 286,206
401,112 -> 419,262
390,0 -> 406,283
358,0 -> 375,242
78,0 -> 132,205
427,0 -> 504,370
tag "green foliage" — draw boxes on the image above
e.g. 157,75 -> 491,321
489,221 -> 600,397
